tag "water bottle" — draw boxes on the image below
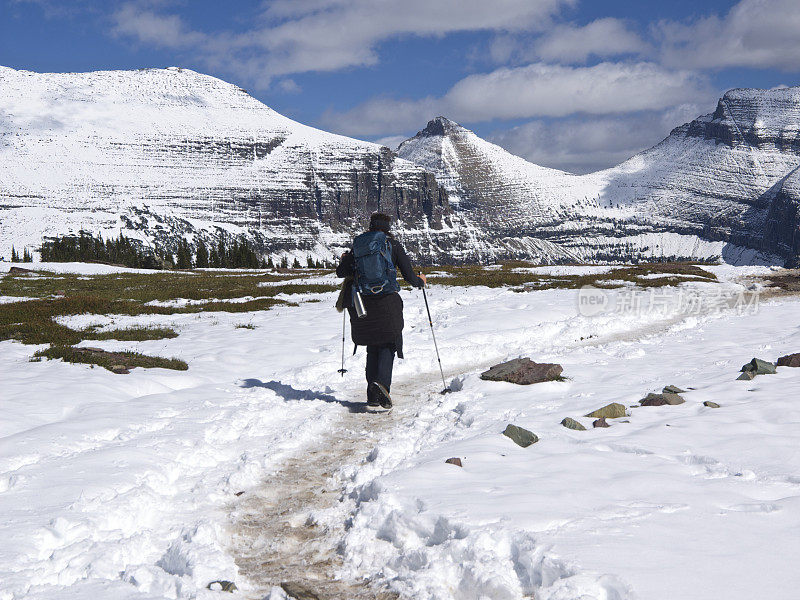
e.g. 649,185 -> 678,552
353,285 -> 367,319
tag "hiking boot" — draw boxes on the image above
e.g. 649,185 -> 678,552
370,382 -> 392,409
366,396 -> 380,408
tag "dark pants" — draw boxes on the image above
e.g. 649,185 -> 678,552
366,343 -> 396,401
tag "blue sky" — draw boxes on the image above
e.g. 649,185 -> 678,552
2,0 -> 799,173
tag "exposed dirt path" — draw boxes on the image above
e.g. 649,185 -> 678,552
229,385 -> 416,600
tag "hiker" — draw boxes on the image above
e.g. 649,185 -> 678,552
336,213 -> 426,409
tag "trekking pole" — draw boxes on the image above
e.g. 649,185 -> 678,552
337,310 -> 348,376
421,284 -> 451,394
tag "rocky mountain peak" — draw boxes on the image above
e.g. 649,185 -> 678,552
416,116 -> 466,138
684,85 -> 800,150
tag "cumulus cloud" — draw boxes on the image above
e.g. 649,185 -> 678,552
533,18 -> 648,63
322,62 -> 713,136
657,0 -> 800,71
108,0 -> 576,85
488,104 -> 707,174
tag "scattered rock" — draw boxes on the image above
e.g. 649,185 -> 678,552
740,357 -> 776,375
593,418 -> 610,428
560,417 -> 586,431
584,402 -> 626,419
281,582 -> 321,600
110,365 -> 130,374
234,491 -> 245,496
445,457 -> 463,467
207,580 -> 238,593
703,401 -> 721,408
640,392 -> 685,406
777,353 -> 800,368
736,370 -> 757,381
502,424 -> 539,448
662,384 -> 686,394
480,358 -> 563,385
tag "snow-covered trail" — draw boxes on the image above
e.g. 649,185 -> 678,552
228,279 -> 769,599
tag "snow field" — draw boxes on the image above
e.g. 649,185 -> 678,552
2,267 -> 799,600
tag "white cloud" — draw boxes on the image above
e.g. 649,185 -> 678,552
533,18 -> 648,63
371,134 -> 408,150
488,105 -> 706,174
277,78 -> 302,94
657,0 -> 800,71
111,3 -> 206,48
322,62 -> 713,136
108,0 -> 576,86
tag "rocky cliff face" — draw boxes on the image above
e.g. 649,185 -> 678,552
0,66 -> 456,261
761,167 -> 800,266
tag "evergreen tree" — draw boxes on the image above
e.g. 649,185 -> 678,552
280,256 -> 289,269
292,257 -> 302,269
22,248 -> 32,262
266,256 -> 274,269
216,239 -> 226,269
10,246 -> 19,262
195,239 -> 209,268
175,239 -> 193,269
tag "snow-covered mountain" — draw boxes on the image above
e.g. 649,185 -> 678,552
399,88 -> 800,264
3,65 -> 800,265
0,66 -> 458,262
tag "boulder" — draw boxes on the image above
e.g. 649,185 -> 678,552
740,358 -> 777,375
585,402 -> 626,419
640,392 -> 685,406
703,401 -> 721,408
281,582 -> 320,600
110,365 -> 130,374
207,581 -> 237,593
736,370 -> 757,381
445,457 -> 463,467
662,385 -> 686,394
502,424 -> 539,448
777,353 -> 800,368
593,418 -> 610,428
480,358 -> 563,385
560,417 -> 586,431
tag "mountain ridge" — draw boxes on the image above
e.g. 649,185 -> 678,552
398,85 -> 800,264
2,66 -> 799,265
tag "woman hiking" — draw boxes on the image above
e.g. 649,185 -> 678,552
336,213 -> 426,409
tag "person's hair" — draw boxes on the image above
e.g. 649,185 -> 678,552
369,212 -> 392,235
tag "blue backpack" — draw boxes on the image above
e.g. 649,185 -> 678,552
352,231 -> 400,296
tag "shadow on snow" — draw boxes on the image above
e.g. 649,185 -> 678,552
239,379 -> 367,413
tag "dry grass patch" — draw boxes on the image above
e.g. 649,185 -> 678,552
0,268 -> 331,369
425,262 -> 717,290
34,345 -> 188,372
